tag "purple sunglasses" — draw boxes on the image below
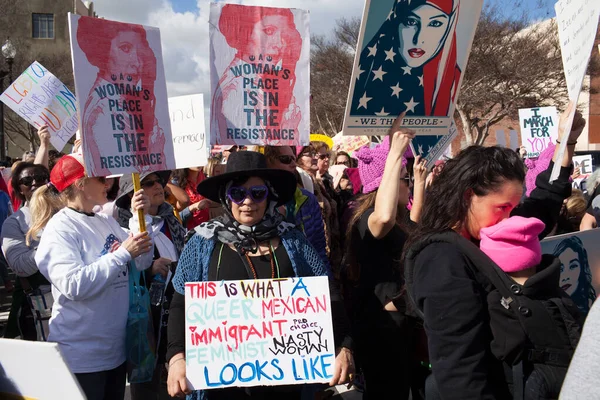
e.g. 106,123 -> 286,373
226,185 -> 269,205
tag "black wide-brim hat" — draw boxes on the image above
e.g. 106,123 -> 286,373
197,151 -> 296,206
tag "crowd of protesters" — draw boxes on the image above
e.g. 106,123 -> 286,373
1,99 -> 600,400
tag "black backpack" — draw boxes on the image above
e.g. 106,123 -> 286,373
404,232 -> 583,400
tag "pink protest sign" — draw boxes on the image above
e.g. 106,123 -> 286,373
209,3 -> 310,146
69,14 -> 175,176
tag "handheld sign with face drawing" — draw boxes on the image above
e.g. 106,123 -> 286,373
209,3 -> 310,147
69,14 -> 175,177
343,0 -> 483,161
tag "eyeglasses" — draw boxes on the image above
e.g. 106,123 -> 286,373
141,178 -> 162,189
336,160 -> 350,166
277,155 -> 296,165
227,185 -> 269,205
402,175 -> 413,184
318,153 -> 331,160
19,174 -> 49,187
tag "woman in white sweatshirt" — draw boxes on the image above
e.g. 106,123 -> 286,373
28,154 -> 154,400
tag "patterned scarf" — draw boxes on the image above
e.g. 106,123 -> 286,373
194,199 -> 295,254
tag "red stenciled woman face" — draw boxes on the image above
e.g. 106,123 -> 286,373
249,15 -> 289,61
108,31 -> 143,82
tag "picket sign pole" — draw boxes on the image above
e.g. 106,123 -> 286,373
132,173 -> 146,233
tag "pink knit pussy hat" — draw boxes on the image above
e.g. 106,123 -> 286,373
480,216 -> 545,273
356,136 -> 407,194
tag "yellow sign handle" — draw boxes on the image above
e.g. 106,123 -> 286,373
132,173 -> 146,233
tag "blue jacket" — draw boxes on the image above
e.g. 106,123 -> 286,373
285,188 -> 330,274
171,228 -> 328,400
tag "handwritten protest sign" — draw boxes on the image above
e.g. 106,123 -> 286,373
68,14 -> 175,177
572,154 -> 594,191
0,62 -> 77,151
343,0 -> 482,158
209,3 -> 310,146
185,277 -> 335,390
541,229 -> 600,315
550,0 -> 600,181
518,107 -> 559,158
168,94 -> 208,169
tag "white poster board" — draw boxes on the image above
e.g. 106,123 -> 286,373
185,277 -> 335,390
550,0 -> 600,181
0,61 -> 77,151
518,107 -> 559,158
573,154 -> 594,191
0,339 -> 85,399
209,3 -> 311,146
168,94 -> 209,169
69,14 -> 175,177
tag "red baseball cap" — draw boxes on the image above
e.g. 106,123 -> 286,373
50,153 -> 86,192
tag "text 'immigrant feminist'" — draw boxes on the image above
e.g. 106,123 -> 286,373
68,14 -> 175,177
184,277 -> 335,390
518,107 -> 559,159
209,3 -> 311,146
343,0 -> 482,158
0,61 -> 77,151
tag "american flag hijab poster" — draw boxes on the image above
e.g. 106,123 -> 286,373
343,0 -> 482,156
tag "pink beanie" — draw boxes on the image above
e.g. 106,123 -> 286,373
479,216 -> 545,273
356,137 -> 407,194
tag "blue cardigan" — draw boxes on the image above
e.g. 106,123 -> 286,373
171,228 -> 328,400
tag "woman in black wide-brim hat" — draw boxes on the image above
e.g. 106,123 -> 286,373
165,151 -> 354,399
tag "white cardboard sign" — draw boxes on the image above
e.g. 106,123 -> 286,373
518,107 -> 559,158
0,61 -> 77,151
550,0 -> 600,181
0,339 -> 86,399
168,94 -> 209,168
185,277 -> 335,390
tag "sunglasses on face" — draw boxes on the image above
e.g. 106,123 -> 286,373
227,185 -> 269,205
141,178 -> 162,189
337,160 -> 350,166
277,155 -> 296,165
19,174 -> 49,187
402,175 -> 413,184
318,154 -> 330,160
